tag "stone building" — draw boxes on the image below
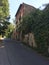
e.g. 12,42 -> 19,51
15,3 -> 36,40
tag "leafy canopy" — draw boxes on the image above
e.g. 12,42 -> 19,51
0,0 -> 10,36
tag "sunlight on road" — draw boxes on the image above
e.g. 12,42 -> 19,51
0,46 -> 5,48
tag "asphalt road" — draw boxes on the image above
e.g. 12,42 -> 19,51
0,39 -> 49,65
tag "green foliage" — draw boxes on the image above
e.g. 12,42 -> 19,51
20,9 -> 42,35
0,21 -> 10,35
0,0 -> 10,36
5,24 -> 14,38
32,4 -> 49,53
0,0 -> 9,19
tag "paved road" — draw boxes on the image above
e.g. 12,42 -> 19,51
0,40 -> 10,65
0,39 -> 49,65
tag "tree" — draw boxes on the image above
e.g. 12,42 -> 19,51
0,0 -> 10,36
5,24 -> 15,38
0,0 -> 9,20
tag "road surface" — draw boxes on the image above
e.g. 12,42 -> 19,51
0,39 -> 49,65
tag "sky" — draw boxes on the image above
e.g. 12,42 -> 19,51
8,0 -> 49,23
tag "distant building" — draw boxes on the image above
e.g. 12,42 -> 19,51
13,3 -> 36,40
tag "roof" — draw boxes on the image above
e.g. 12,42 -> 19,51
15,3 -> 36,16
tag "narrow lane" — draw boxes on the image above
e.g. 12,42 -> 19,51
4,39 -> 49,65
